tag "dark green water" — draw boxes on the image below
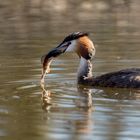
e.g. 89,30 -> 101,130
0,1 -> 140,140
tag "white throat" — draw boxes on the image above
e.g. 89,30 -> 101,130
77,57 -> 93,81
66,40 -> 77,52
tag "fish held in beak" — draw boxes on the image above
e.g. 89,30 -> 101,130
41,42 -> 71,83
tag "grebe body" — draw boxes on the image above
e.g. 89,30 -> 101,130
41,32 -> 140,89
79,67 -> 140,88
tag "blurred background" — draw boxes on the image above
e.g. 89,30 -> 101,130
0,0 -> 140,43
0,0 -> 140,140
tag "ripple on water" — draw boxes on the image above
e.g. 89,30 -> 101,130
17,84 -> 37,90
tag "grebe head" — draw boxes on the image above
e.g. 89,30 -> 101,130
41,32 -> 95,82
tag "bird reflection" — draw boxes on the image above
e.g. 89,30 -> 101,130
40,82 -> 52,110
75,85 -> 93,109
40,82 -> 140,137
40,82 -> 94,135
40,82 -> 94,110
99,87 -> 140,100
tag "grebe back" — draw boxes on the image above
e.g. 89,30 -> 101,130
41,32 -> 140,89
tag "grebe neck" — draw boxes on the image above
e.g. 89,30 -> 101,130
77,57 -> 93,84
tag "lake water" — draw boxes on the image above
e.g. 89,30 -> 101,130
0,0 -> 140,140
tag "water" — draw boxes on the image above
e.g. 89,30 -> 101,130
0,0 -> 140,140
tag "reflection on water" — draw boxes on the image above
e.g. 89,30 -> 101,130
41,83 -> 94,138
0,0 -> 140,140
41,84 -> 93,110
100,88 -> 140,100
40,83 -> 140,140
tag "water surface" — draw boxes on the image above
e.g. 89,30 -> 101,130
0,1 -> 140,140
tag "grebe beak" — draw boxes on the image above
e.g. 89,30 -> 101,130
41,41 -> 71,83
42,41 -> 71,65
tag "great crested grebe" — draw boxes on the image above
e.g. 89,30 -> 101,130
41,32 -> 140,88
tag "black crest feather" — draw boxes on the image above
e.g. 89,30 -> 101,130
62,32 -> 89,43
